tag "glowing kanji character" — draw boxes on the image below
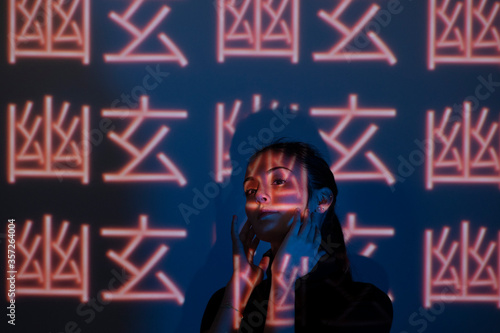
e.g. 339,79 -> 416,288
313,0 -> 397,65
104,0 -> 187,65
13,215 -> 89,301
428,0 -> 500,69
231,255 -> 268,329
216,0 -> 299,63
426,101 -> 500,189
424,221 -> 500,308
266,255 -> 308,326
8,0 -> 90,64
100,215 -> 186,302
101,96 -> 187,184
7,96 -> 90,183
215,94 -> 299,182
342,213 -> 394,257
310,94 -> 396,184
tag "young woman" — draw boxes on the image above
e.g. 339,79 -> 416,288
201,141 -> 393,332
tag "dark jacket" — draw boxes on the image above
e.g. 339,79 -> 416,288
201,253 -> 393,332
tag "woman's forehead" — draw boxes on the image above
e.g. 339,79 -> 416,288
246,150 -> 299,175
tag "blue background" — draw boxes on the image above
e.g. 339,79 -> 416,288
1,0 -> 500,332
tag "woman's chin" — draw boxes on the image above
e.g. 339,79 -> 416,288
252,227 -> 283,244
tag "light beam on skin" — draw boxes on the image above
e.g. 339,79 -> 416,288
232,255 -> 265,329
245,150 -> 308,215
267,254 -> 309,326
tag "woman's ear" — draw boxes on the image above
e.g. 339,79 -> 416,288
313,187 -> 334,213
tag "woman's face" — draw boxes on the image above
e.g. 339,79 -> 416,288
244,149 -> 308,243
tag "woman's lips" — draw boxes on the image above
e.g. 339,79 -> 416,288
258,211 -> 278,219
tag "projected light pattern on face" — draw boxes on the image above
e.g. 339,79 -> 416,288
244,149 -> 307,243
101,96 -> 188,184
8,0 -> 91,64
424,221 -> 500,308
7,96 -> 90,184
428,0 -> 500,69
13,215 -> 89,302
313,0 -> 397,64
104,0 -> 188,65
100,215 -> 186,303
310,94 -> 397,185
426,101 -> 500,189
216,0 -> 300,63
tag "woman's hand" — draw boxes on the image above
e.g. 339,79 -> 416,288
271,209 -> 325,279
264,209 -> 326,331
230,215 -> 270,308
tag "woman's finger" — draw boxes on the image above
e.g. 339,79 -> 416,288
231,215 -> 242,254
243,224 -> 255,250
281,209 -> 301,248
310,208 -> 322,229
299,208 -> 309,236
258,255 -> 270,274
249,235 -> 260,261
239,219 -> 251,244
305,210 -> 319,242
291,208 -> 302,236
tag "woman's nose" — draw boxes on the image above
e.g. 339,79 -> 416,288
255,189 -> 270,203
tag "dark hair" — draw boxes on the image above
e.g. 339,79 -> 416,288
248,141 -> 351,280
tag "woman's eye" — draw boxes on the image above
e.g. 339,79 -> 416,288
272,178 -> 286,185
245,189 -> 257,196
